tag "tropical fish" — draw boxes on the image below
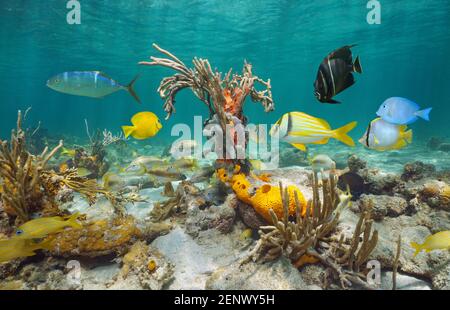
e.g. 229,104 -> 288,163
170,139 -> 199,158
332,185 -> 353,218
269,112 -> 358,152
122,111 -> 162,140
376,97 -> 432,125
172,158 -> 199,170
76,167 -> 94,177
239,228 -> 253,241
13,213 -> 83,240
309,154 -> 336,172
125,156 -> 168,173
47,71 -> 141,104
410,231 -> 450,257
314,45 -> 362,104
102,172 -> 125,190
337,172 -> 365,198
359,118 -> 413,151
60,147 -> 76,157
0,238 -> 50,263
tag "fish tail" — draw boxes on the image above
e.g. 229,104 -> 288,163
66,212 -> 83,230
126,74 -> 141,104
415,107 -> 432,121
122,125 -> 135,139
353,55 -> 362,74
332,121 -> 357,146
403,129 -> 413,143
410,242 -> 422,257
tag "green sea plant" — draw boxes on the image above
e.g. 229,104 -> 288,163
244,172 -> 378,289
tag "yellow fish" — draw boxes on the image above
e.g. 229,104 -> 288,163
122,111 -> 162,140
102,172 -> 125,190
77,167 -> 93,177
60,147 -> 76,157
13,213 -> 83,240
411,231 -> 450,257
359,118 -> 413,151
270,112 -> 357,152
0,238 -> 50,263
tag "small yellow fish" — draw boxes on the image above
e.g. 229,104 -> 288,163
0,238 -> 50,263
122,111 -> 162,140
411,231 -> 450,257
270,112 -> 357,152
239,228 -> 253,241
332,185 -> 352,218
13,213 -> 83,240
102,172 -> 125,190
77,167 -> 93,177
359,118 -> 413,151
60,147 -> 76,157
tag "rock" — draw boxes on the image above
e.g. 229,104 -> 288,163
438,143 -> 450,152
431,263 -> 450,289
205,257 -> 315,290
358,194 -> 407,220
401,161 -> 436,182
348,155 -> 367,173
118,241 -> 174,290
237,201 -> 267,229
380,271 -> 431,290
361,169 -> 404,195
185,196 -> 236,237
419,181 -> 450,211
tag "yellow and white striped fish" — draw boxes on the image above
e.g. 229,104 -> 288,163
269,112 -> 357,152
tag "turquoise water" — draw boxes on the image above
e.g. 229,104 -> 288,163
1,0 -> 449,145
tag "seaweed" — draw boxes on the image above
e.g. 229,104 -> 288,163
140,44 -> 274,167
244,171 -> 379,289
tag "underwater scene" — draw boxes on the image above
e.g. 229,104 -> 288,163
0,0 -> 449,292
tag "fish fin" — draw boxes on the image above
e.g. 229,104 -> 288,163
392,139 -> 408,150
66,213 -> 83,230
374,136 -> 380,145
332,121 -> 357,147
402,129 -> 413,143
410,242 -> 422,257
121,126 -> 135,139
329,45 -> 354,60
61,147 -> 68,155
290,143 -> 307,152
353,55 -> 362,74
312,138 -> 329,145
399,124 -> 408,131
414,107 -> 432,121
126,74 -> 141,104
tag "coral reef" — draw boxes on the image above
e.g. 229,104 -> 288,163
0,110 -> 63,222
358,194 -> 408,221
151,181 -> 208,222
45,215 -> 141,257
245,173 -> 378,289
401,161 -> 436,182
140,44 -> 274,167
118,241 -> 174,290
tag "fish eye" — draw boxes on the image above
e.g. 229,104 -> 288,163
15,229 -> 24,236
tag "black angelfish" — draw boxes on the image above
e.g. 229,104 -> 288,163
314,45 -> 362,104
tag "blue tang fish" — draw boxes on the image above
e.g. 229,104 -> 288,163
376,97 -> 431,125
47,71 -> 141,104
